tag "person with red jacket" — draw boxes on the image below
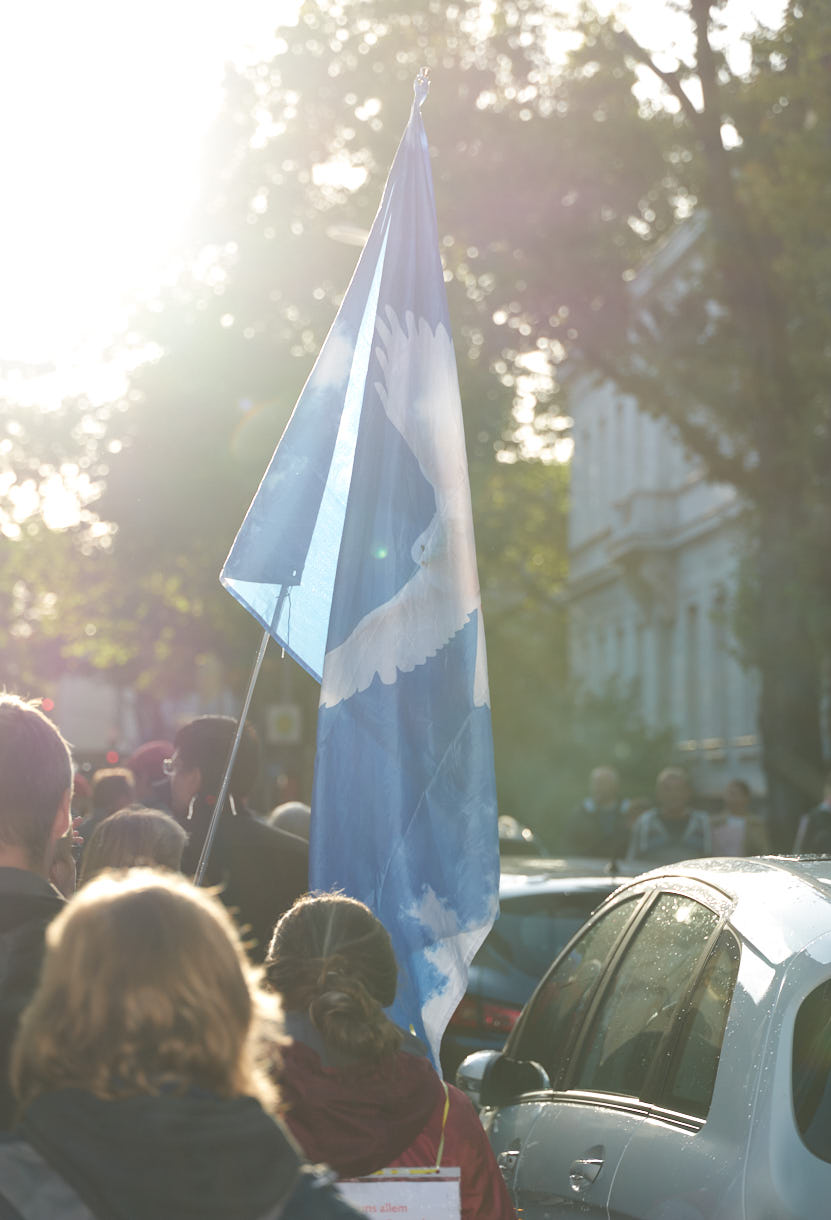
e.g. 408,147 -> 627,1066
265,893 -> 515,1220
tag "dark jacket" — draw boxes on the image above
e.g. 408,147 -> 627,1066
278,1014 -> 515,1220
800,803 -> 831,856
0,1088 -> 362,1220
565,798 -> 631,859
180,801 -> 308,961
0,870 -> 64,1130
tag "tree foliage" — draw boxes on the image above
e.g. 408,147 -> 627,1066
4,0 -> 827,829
556,1 -> 831,832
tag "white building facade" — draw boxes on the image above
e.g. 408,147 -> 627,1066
565,228 -> 763,796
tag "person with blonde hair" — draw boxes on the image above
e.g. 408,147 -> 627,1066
0,871 -> 363,1220
265,893 -> 515,1220
78,805 -> 187,885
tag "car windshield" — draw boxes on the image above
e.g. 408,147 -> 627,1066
475,891 -> 608,979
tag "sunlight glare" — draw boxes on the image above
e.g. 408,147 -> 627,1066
0,1 -> 299,369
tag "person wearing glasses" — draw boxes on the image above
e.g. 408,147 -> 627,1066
164,716 -> 308,962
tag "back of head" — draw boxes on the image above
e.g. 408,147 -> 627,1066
126,740 -> 174,785
175,717 -> 260,802
126,740 -> 174,804
80,807 -> 188,885
0,695 -> 72,866
12,869 -> 274,1112
590,765 -> 620,806
91,769 -> 135,817
266,894 -> 400,1062
266,802 -> 311,841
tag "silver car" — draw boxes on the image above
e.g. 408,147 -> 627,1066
460,856 -> 831,1219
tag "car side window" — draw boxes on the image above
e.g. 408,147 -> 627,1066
572,893 -> 720,1101
661,928 -> 740,1118
512,896 -> 638,1085
793,978 -> 831,1162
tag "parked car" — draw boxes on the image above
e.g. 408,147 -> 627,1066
458,856 -> 831,1219
497,815 -> 547,856
440,855 -> 641,1079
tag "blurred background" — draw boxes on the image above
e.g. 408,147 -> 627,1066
2,0 -> 827,847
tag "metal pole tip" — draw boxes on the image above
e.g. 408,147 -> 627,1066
414,67 -> 430,108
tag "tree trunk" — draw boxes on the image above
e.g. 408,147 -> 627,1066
756,506 -> 825,850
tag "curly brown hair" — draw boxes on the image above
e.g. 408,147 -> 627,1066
265,893 -> 401,1061
12,870 -> 280,1113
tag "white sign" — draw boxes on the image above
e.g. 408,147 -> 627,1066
337,1167 -> 461,1219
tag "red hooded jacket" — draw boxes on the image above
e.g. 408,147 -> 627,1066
277,1022 -> 515,1220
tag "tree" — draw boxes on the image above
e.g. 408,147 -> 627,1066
80,0 -> 674,798
549,1 -> 831,842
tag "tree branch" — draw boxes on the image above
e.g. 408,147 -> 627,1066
612,28 -> 703,131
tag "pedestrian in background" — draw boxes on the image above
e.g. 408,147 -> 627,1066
126,740 -> 174,812
628,767 -> 711,864
710,778 -> 769,856
795,771 -> 831,855
565,766 -> 631,859
166,716 -> 308,961
78,768 -> 135,845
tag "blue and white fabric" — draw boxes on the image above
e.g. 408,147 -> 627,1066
221,73 -> 499,1065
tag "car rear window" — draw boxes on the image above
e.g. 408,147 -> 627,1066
573,893 -> 721,1101
793,979 -> 831,1162
661,928 -> 740,1118
475,890 -> 614,979
512,896 -> 639,1085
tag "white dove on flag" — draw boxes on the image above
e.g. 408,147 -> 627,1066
320,305 -> 489,710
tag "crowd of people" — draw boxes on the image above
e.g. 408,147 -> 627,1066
5,690 -> 830,1216
562,762 -> 831,864
0,694 -> 515,1220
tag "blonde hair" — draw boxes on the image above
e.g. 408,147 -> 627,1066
79,807 -> 187,886
12,870 -> 280,1113
266,893 -> 401,1061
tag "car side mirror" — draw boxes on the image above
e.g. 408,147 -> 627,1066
456,1050 -> 550,1109
455,1050 -> 500,1109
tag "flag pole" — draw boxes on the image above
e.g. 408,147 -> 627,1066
193,588 -> 287,885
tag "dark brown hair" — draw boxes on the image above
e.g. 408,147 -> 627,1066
174,717 -> 260,802
265,894 -> 401,1061
0,695 -> 72,864
90,769 -> 135,815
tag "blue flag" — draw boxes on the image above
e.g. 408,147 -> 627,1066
221,72 -> 499,1064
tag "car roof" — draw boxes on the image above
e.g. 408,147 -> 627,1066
499,854 -> 644,900
611,855 -> 831,963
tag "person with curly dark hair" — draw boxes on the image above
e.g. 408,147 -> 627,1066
265,893 -> 515,1220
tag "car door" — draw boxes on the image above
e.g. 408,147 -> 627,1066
501,889 -> 731,1218
483,893 -> 643,1218
605,920 -> 747,1220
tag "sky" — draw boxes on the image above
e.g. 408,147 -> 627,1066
0,1 -> 297,380
0,0 -> 787,396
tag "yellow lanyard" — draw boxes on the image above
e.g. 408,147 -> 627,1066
435,1081 -> 450,1169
